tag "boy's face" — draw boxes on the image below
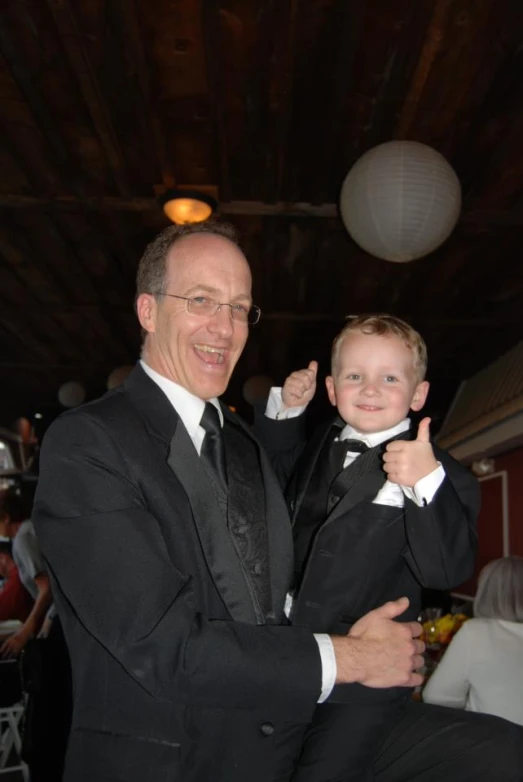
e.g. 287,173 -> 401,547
325,330 -> 429,434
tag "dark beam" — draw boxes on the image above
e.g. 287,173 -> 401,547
45,0 -> 131,196
116,0 -> 172,185
201,0 -> 233,200
2,193 -> 523,227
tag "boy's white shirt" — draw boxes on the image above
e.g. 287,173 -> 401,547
266,387 -> 446,702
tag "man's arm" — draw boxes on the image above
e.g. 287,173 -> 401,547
0,571 -> 52,658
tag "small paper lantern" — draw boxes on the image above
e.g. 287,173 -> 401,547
107,365 -> 133,390
58,381 -> 86,408
242,375 -> 274,406
340,141 -> 461,263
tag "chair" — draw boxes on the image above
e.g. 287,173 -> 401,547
0,701 -> 30,781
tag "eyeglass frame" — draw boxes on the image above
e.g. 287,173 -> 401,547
152,292 -> 261,325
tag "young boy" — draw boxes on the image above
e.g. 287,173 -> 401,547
258,314 -> 479,781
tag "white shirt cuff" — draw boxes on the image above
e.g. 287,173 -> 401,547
313,633 -> 336,702
265,388 -> 307,420
402,463 -> 445,507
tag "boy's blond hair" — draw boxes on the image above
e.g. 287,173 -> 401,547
331,314 -> 427,382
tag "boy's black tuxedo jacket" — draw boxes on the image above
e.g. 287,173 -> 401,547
33,366 -> 321,782
256,413 -> 479,636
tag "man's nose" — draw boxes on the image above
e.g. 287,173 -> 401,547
208,304 -> 234,336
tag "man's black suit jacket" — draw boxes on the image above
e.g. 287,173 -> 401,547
33,366 -> 321,782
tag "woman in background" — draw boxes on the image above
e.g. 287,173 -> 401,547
423,556 -> 523,726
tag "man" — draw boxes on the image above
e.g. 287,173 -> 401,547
33,221 -> 522,782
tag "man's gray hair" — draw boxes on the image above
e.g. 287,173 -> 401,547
474,556 -> 523,622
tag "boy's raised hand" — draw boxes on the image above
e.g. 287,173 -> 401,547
282,361 -> 318,409
382,417 -> 438,487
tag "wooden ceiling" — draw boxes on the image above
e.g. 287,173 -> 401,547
1,0 -> 523,430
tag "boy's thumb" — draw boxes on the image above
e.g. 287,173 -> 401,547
416,417 -> 431,442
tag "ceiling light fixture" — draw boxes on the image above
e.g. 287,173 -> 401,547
159,188 -> 217,225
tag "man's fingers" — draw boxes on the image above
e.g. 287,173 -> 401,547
416,416 -> 431,442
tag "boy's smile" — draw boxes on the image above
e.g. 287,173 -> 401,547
325,330 -> 429,434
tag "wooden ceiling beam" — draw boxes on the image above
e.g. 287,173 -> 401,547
116,0 -> 172,186
45,0 -> 131,197
0,11 -> 85,196
2,193 -> 523,226
201,0 -> 233,201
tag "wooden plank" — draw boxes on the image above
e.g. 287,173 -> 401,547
44,0 -> 131,196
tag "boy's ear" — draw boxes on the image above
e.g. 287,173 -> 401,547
410,380 -> 429,412
136,293 -> 157,335
325,376 -> 338,408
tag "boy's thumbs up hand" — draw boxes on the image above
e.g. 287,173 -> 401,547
416,417 -> 431,442
382,417 -> 438,487
282,360 -> 318,409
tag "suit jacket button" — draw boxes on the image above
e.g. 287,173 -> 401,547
290,500 -> 296,512
260,722 -> 274,737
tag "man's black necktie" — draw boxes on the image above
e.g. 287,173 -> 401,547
200,403 -> 228,494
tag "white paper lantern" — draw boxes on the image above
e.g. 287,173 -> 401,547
58,381 -> 86,408
242,375 -> 274,406
340,141 -> 461,263
107,365 -> 134,390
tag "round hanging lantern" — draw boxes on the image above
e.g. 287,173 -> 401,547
58,381 -> 86,408
242,375 -> 274,406
107,365 -> 134,390
339,141 -> 461,263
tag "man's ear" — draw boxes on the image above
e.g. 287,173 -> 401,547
136,293 -> 157,335
410,380 -> 429,412
325,376 -> 338,408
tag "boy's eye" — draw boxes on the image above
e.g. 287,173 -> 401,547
384,375 -> 398,383
347,374 -> 361,381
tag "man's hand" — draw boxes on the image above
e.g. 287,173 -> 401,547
382,417 -> 438,487
0,628 -> 31,660
331,597 -> 424,688
281,361 -> 318,409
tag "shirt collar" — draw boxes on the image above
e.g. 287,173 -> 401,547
140,360 -> 223,439
339,418 -> 411,448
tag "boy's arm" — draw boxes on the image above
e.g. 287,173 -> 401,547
253,361 -> 318,489
383,418 -> 478,589
402,455 -> 479,590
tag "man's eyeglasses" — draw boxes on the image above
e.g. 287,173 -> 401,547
155,293 -> 261,325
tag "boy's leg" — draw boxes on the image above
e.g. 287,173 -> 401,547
374,701 -> 523,782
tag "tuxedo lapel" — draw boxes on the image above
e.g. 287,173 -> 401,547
167,421 -> 259,624
291,418 -> 343,523
326,466 -> 386,527
222,407 -> 293,620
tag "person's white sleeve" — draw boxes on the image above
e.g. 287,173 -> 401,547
422,622 -> 472,708
402,464 -> 445,507
265,388 -> 307,420
314,634 -> 336,702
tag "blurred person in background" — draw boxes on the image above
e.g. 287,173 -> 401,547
0,539 -> 34,622
423,556 -> 523,726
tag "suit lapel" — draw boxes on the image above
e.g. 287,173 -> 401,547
291,418 -> 342,523
222,407 -> 293,619
325,466 -> 387,527
167,422 -> 259,624
124,365 -> 259,624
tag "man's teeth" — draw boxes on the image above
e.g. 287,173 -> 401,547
195,345 -> 225,363
195,345 -> 224,354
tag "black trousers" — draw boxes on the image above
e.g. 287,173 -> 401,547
274,700 -> 523,782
